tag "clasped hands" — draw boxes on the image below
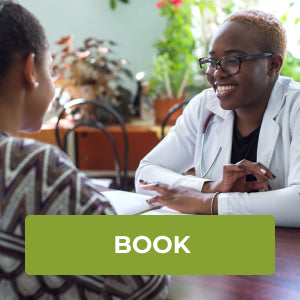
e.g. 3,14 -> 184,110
140,160 -> 276,215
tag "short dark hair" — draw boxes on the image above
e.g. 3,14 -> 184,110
225,9 -> 287,59
0,1 -> 48,80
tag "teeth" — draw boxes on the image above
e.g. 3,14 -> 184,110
217,85 -> 235,93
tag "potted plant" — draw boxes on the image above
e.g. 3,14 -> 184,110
52,36 -> 133,122
149,0 -> 204,124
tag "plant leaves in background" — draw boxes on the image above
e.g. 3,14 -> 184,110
110,0 -> 130,10
110,0 -> 116,10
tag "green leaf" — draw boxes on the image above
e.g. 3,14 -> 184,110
295,17 -> 300,24
280,12 -> 288,23
204,2 -> 217,14
110,0 -> 116,10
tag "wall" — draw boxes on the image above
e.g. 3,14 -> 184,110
22,0 -> 166,93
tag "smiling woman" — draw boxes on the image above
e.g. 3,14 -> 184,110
204,17 -> 284,114
135,9 -> 300,227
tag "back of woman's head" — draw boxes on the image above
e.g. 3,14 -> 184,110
0,1 -> 48,81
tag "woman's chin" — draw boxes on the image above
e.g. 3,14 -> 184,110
21,123 -> 43,134
218,99 -> 236,111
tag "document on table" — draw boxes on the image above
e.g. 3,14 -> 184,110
102,190 -> 189,215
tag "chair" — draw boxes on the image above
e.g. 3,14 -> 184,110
55,98 -> 128,190
161,99 -> 190,139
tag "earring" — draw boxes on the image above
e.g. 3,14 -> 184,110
34,82 -> 39,88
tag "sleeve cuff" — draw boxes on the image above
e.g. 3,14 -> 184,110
172,175 -> 208,192
217,193 -> 230,215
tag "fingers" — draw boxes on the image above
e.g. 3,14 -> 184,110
223,164 -> 247,172
223,164 -> 248,177
236,160 -> 276,180
138,159 -> 275,197
147,195 -> 161,205
244,181 -> 270,192
221,164 -> 249,192
139,180 -> 170,195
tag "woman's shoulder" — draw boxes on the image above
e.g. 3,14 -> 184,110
275,77 -> 300,109
276,76 -> 300,97
3,133 -> 57,150
0,133 -> 76,173
0,133 -> 114,215
0,133 -> 51,148
0,133 -> 67,156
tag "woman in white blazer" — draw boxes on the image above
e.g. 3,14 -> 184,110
135,10 -> 300,227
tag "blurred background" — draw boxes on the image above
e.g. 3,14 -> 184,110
21,0 -> 300,121
19,0 -> 300,190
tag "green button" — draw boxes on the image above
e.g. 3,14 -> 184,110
25,215 -> 275,275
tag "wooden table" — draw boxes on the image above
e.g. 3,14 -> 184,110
168,227 -> 300,300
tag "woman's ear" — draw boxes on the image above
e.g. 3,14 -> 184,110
268,54 -> 283,76
23,53 -> 39,89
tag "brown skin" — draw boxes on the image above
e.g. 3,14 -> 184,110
201,159 -> 275,194
141,21 -> 281,214
0,51 -> 55,136
21,52 -> 55,133
141,160 -> 275,215
207,21 -> 283,136
141,182 -> 214,215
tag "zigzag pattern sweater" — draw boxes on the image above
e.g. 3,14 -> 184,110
0,132 -> 168,300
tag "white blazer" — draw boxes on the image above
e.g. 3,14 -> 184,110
135,76 -> 300,227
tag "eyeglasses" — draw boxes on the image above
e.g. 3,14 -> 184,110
198,53 -> 273,76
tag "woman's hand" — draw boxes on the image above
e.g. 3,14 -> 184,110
140,181 -> 213,215
202,160 -> 276,193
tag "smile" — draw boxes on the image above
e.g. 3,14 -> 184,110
216,85 -> 236,94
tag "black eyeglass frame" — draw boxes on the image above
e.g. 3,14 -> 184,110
199,53 -> 273,76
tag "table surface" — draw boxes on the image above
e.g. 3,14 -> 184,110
168,227 -> 300,300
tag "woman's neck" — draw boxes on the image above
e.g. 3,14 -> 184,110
0,97 -> 23,137
234,108 -> 265,137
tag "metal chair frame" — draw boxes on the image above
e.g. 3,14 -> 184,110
161,99 -> 191,139
55,98 -> 128,190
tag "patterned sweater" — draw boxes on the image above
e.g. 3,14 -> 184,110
0,132 -> 168,299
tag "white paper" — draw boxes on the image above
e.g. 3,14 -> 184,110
102,190 -> 161,215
